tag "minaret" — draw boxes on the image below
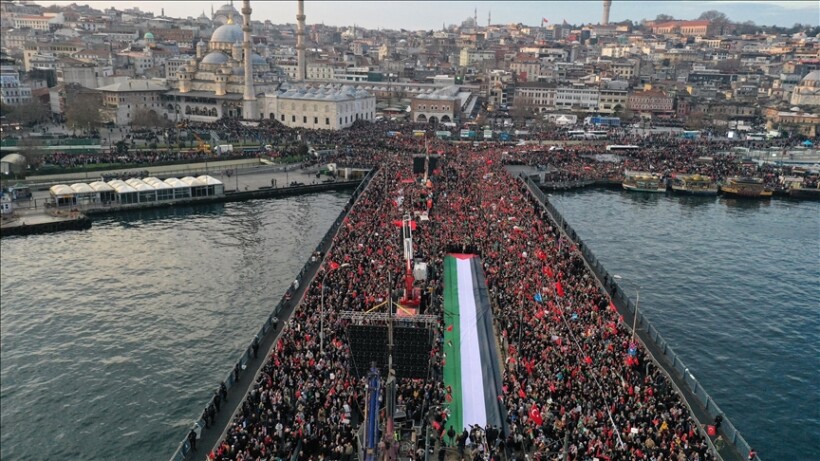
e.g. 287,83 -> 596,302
241,0 -> 257,119
602,0 -> 611,25
474,7 -> 477,27
488,10 -> 491,28
296,0 -> 306,81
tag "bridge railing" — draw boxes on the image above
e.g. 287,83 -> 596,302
521,175 -> 757,461
167,167 -> 378,461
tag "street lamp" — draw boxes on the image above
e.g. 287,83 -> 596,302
613,274 -> 640,343
320,262 -> 350,355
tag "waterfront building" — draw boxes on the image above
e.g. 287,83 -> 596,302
97,80 -> 167,125
261,83 -> 376,130
164,2 -> 277,122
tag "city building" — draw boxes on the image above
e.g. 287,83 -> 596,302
97,80 -> 168,125
261,84 -> 376,130
627,89 -> 674,117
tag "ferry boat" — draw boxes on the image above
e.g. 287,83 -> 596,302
720,177 -> 773,198
622,171 -> 666,193
670,174 -> 718,196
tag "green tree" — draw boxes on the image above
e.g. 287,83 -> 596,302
655,14 -> 674,21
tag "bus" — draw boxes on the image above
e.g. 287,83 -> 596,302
606,145 -> 640,151
568,130 -> 586,139
584,116 -> 621,127
586,131 -> 609,140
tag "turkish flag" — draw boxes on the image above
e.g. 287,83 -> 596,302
446,325 -> 453,332
518,389 -> 526,399
555,281 -> 565,297
328,261 -> 340,270
529,405 -> 543,425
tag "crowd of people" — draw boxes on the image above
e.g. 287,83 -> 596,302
203,123 -> 724,461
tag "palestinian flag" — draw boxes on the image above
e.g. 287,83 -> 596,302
443,254 -> 507,434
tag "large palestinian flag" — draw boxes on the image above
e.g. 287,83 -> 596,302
443,254 -> 507,433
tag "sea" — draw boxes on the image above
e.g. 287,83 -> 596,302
0,189 -> 817,460
0,192 -> 352,461
548,190 -> 820,461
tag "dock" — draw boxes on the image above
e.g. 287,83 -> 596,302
0,207 -> 91,237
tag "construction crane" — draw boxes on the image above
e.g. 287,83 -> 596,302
193,132 -> 211,155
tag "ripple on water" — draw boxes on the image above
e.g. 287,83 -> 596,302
550,191 -> 820,461
1,192 -> 351,461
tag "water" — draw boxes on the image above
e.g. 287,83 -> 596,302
548,190 -> 820,461
2,188 -> 818,460
0,192 -> 351,461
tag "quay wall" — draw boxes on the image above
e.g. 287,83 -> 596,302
168,168 -> 379,461
0,214 -> 91,237
0,180 -> 362,238
521,175 -> 756,461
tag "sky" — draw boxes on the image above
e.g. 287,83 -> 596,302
35,1 -> 820,29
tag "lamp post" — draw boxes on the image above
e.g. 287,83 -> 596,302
320,262 -> 350,355
613,274 -> 640,343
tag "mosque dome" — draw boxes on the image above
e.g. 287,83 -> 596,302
144,31 -> 154,40
800,70 -> 820,88
211,22 -> 243,44
202,51 -> 230,65
214,3 -> 240,20
251,53 -> 266,65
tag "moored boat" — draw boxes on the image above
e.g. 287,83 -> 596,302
622,171 -> 666,193
720,177 -> 772,198
670,174 -> 718,196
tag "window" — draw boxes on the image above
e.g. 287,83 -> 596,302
314,117 -> 318,124
292,115 -> 296,122
303,116 -> 307,123
326,117 -> 330,125
281,114 -> 285,121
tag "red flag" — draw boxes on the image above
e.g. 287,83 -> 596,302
584,356 -> 593,365
706,425 -> 717,436
555,281 -> 565,297
329,261 -> 340,270
518,388 -> 526,399
542,18 -> 549,24
446,324 -> 453,332
529,404 -> 544,425
610,301 -> 617,312
392,220 -> 417,230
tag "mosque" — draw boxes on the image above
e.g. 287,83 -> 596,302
789,70 -> 820,108
164,0 -> 375,129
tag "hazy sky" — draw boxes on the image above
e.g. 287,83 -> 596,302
37,1 -> 819,29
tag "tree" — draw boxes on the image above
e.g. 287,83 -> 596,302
65,103 -> 101,131
17,136 -> 46,169
131,108 -> 168,128
4,100 -> 49,126
698,10 -> 731,34
655,14 -> 675,22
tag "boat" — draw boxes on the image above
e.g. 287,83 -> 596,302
670,174 -> 718,196
622,171 -> 666,193
720,177 -> 772,198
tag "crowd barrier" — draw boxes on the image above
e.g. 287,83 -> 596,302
521,175 -> 757,461
168,168 -> 379,461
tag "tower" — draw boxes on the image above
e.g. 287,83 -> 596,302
241,0 -> 257,119
488,10 -> 491,28
296,0 -> 306,81
602,0 -> 611,25
474,7 -> 477,27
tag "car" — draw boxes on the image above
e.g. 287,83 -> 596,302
290,181 -> 306,187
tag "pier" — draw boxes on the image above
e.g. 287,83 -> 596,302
1,161 -> 370,238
